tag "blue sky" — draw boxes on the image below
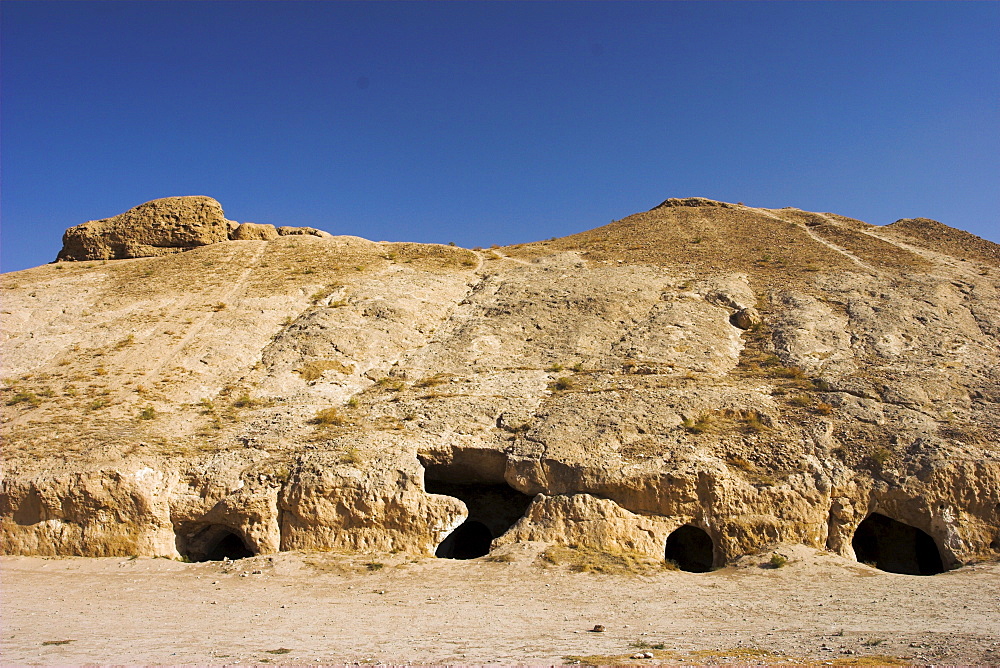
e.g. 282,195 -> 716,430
2,1 -> 997,272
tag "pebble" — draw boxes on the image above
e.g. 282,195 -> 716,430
591,624 -> 605,633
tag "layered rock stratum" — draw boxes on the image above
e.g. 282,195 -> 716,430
3,196 -> 998,574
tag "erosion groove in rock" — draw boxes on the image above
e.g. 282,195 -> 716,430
3,196 -> 999,574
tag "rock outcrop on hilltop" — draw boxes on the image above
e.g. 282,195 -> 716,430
57,196 -> 235,261
5,197 -> 999,576
56,196 -> 333,261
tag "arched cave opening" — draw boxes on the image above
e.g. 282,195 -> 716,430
178,525 -> 255,562
852,513 -> 944,576
664,525 -> 715,572
435,520 -> 494,559
420,453 -> 534,560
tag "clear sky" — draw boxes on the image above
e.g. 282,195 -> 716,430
2,1 -> 997,273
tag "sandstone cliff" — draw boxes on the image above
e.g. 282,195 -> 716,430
4,197 -> 998,575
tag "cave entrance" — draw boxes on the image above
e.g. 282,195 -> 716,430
179,525 -> 255,562
435,520 -> 493,559
421,453 -> 534,560
664,525 -> 714,572
852,513 -> 944,575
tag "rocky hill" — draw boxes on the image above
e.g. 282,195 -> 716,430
2,196 -> 998,575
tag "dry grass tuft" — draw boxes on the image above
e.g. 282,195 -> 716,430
539,544 -> 669,575
295,360 -> 354,382
550,376 -> 575,391
311,407 -> 346,427
414,373 -> 451,389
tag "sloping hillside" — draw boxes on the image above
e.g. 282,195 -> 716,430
2,196 -> 998,576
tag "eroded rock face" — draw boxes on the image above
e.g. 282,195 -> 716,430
54,198 -> 336,262
230,222 -> 279,241
6,197 -> 1000,571
276,226 -> 333,238
57,196 -> 235,261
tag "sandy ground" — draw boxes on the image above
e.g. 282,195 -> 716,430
2,545 -> 999,666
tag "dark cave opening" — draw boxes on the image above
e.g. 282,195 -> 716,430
435,520 -> 494,559
179,525 -> 255,562
852,513 -> 944,576
664,524 -> 715,572
422,458 -> 534,560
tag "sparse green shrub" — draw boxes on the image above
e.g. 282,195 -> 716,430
6,390 -> 40,407
572,362 -> 584,372
233,392 -> 262,409
211,302 -> 227,311
198,398 -> 216,413
768,553 -> 788,568
87,398 -> 108,411
341,446 -> 362,465
415,374 -> 448,389
138,405 -> 156,420
771,366 -> 805,379
789,394 -> 812,407
270,464 -> 292,483
365,562 -> 384,571
869,445 -> 892,468
376,377 -> 406,391
744,411 -> 768,432
550,376 -> 574,391
682,413 -> 712,434
547,362 -> 564,372
345,397 -> 359,408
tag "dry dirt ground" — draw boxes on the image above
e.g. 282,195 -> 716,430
2,545 -> 998,666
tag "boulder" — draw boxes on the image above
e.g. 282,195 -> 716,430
730,307 -> 762,330
57,196 -> 234,261
230,222 -> 279,241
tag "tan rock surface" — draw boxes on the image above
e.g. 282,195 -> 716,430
277,225 -> 334,238
230,222 -> 279,241
3,197 -> 999,581
56,196 -> 235,261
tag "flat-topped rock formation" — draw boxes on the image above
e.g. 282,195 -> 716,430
4,196 -> 998,575
56,196 -> 331,261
